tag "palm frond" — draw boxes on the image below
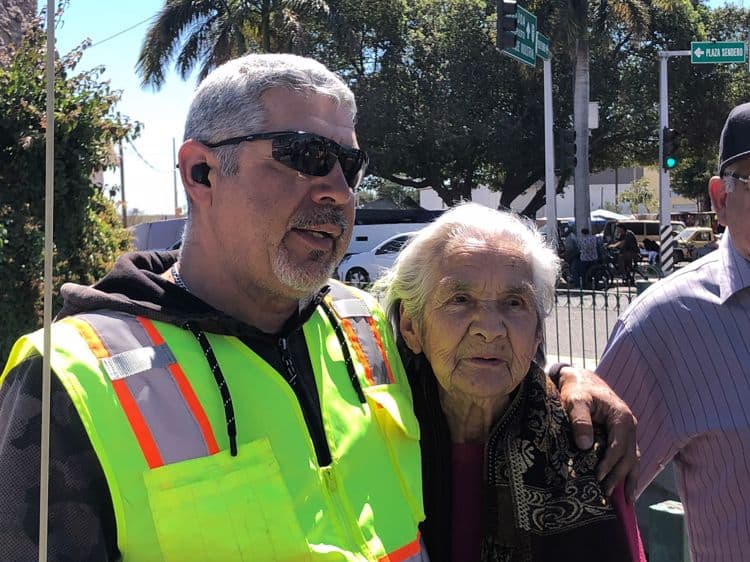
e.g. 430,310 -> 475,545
136,0 -> 219,89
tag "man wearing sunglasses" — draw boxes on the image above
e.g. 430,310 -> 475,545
0,53 -> 636,561
596,102 -> 750,562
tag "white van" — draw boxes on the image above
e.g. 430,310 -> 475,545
346,209 -> 442,255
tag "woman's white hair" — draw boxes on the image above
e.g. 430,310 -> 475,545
374,202 -> 561,336
183,53 -> 357,176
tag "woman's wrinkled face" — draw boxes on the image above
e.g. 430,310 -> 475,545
400,239 -> 541,401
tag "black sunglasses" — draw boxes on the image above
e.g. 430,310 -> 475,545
203,131 -> 368,189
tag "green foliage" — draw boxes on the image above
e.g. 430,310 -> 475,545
137,0 -> 356,89
356,176 -> 419,208
665,5 -> 750,199
134,0 -> 750,212
0,17 -> 137,362
617,177 -> 657,213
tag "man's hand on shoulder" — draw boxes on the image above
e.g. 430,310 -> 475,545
556,365 -> 639,502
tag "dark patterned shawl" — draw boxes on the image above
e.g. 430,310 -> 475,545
406,355 -> 633,562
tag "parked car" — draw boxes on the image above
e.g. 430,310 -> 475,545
601,219 -> 686,246
674,227 -> 718,262
336,232 -> 418,288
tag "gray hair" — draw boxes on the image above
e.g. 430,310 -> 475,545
183,53 -> 357,176
374,202 -> 561,338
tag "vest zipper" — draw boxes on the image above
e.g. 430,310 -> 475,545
277,336 -> 333,467
321,466 -> 371,559
277,337 -> 298,386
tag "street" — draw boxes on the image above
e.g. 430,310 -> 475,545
543,288 -> 640,369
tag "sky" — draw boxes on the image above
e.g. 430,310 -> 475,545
42,0 -> 198,216
41,0 -> 735,215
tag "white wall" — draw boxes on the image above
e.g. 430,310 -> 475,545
418,182 -> 624,217
418,168 -> 698,216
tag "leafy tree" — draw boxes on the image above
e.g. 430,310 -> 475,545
551,0 -> 649,232
136,0 -> 348,89
0,16 -> 137,362
356,176 -> 419,208
617,176 -> 657,213
666,5 -> 750,201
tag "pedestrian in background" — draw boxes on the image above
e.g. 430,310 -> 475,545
596,101 -> 750,562
608,225 -> 639,282
577,227 -> 598,288
563,226 -> 581,287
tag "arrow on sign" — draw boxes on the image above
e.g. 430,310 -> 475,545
694,47 -> 704,58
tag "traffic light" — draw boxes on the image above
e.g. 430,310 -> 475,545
497,0 -> 518,50
555,128 -> 577,173
663,127 -> 680,170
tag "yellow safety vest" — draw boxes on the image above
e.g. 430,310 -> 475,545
1,282 -> 425,561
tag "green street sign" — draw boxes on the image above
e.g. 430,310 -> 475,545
691,41 -> 746,64
503,6 -> 537,67
536,32 -> 550,60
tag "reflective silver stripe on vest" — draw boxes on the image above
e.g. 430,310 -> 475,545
331,298 -> 371,319
101,344 -> 176,381
326,284 -> 394,386
76,311 -> 214,465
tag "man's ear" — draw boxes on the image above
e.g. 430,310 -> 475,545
179,139 -> 216,209
399,302 -> 423,355
708,176 -> 729,226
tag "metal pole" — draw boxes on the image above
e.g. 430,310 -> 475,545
658,54 -> 673,274
543,57 -> 557,249
119,140 -> 126,227
172,138 -> 178,214
40,1 -> 56,559
657,50 -> 689,274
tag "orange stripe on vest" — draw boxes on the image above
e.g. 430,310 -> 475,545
137,317 -> 220,456
340,318 -> 375,386
378,533 -> 421,562
366,317 -> 396,384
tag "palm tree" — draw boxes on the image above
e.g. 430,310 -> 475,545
136,0 -> 335,90
555,0 -> 649,233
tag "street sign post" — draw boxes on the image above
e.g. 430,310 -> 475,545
690,41 -> 746,64
536,32 -> 550,60
503,6 -> 537,67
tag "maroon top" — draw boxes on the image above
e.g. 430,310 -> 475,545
451,442 -> 484,562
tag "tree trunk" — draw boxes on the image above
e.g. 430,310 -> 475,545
573,37 -> 591,234
261,0 -> 271,51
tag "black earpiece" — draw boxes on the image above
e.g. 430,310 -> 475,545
191,163 -> 211,187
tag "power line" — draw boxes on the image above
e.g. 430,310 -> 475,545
126,140 -> 171,174
89,16 -> 153,48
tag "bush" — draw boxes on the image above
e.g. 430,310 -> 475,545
0,15 -> 138,363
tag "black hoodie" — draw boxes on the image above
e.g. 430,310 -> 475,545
0,251 -> 330,561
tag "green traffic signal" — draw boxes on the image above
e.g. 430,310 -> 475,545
662,127 -> 681,171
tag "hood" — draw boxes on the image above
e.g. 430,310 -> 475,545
58,250 -> 322,338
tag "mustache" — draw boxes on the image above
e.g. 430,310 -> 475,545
290,207 -> 349,236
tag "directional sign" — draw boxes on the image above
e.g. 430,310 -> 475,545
691,41 -> 746,64
503,6 -> 537,67
536,32 -> 550,60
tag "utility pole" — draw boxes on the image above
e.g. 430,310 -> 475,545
119,140 -> 126,227
172,138 -> 179,215
573,41 -> 591,236
542,52 -> 557,249
658,50 -> 689,275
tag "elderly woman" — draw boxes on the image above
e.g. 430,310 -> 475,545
375,203 -> 643,562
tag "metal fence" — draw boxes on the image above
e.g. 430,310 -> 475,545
543,283 -> 651,370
